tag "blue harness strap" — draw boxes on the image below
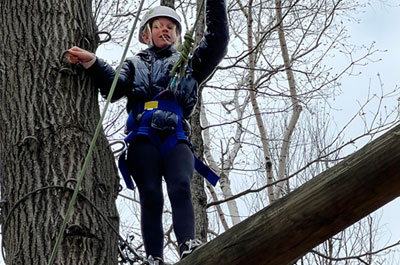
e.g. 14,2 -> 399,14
118,92 -> 219,190
118,152 -> 135,190
193,156 -> 219,186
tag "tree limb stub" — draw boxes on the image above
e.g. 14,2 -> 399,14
177,124 -> 400,265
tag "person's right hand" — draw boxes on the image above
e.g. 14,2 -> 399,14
68,46 -> 95,64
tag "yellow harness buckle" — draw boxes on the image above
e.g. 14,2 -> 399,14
144,101 -> 158,110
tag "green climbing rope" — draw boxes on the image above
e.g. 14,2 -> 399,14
169,0 -> 206,85
46,0 -> 146,264
169,32 -> 195,80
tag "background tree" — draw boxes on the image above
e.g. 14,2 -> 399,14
201,0 -> 400,263
0,1 -> 120,264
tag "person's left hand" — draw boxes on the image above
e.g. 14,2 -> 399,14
68,46 -> 95,64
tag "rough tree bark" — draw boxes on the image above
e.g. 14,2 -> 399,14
190,91 -> 209,242
0,1 -> 120,264
189,0 -> 209,242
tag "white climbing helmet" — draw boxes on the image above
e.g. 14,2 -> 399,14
138,6 -> 182,44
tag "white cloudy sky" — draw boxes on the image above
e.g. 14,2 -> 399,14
334,0 -> 400,251
361,1 -> 400,242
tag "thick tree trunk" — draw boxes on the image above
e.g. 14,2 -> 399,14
190,0 -> 209,242
176,123 -> 400,265
190,89 -> 209,241
0,1 -> 119,264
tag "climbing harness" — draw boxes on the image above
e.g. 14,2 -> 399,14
46,0 -> 146,264
118,90 -> 220,190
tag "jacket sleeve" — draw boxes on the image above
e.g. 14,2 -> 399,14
176,74 -> 199,118
191,0 -> 229,84
86,57 -> 134,102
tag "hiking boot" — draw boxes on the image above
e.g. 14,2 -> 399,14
179,239 -> 203,259
146,255 -> 164,265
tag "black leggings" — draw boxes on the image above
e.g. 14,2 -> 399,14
127,136 -> 195,259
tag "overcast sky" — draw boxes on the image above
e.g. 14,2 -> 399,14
366,0 -> 400,244
336,0 -> 400,251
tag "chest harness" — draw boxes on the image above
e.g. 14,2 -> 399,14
118,90 -> 219,190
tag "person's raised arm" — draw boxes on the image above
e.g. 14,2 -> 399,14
191,0 -> 229,84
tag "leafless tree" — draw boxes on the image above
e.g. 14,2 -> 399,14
202,0 -> 400,263
0,1 -> 120,264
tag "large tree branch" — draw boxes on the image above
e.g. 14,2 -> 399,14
176,123 -> 400,265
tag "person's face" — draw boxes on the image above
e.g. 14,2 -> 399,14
149,17 -> 177,48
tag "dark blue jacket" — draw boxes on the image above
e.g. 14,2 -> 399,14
87,0 -> 229,135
